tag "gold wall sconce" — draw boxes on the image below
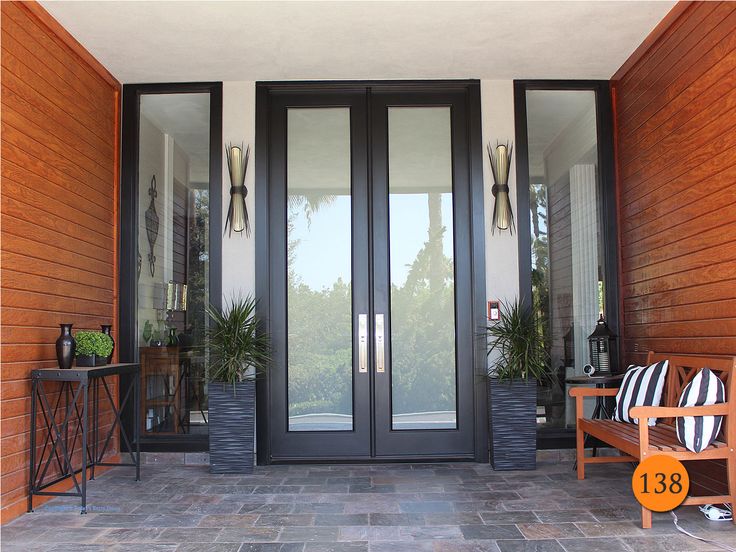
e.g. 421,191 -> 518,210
487,142 -> 515,234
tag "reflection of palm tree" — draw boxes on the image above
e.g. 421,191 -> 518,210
288,192 -> 336,225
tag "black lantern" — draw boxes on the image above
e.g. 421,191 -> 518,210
588,315 -> 616,375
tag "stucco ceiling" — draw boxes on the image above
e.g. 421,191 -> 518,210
40,1 -> 675,83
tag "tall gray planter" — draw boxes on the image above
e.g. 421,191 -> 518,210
488,377 -> 537,470
209,380 -> 255,474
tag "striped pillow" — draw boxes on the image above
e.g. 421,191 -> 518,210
613,360 -> 669,426
676,368 -> 725,453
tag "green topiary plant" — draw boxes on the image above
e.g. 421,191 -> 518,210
75,331 -> 114,358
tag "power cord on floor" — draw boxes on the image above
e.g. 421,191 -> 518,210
670,508 -> 736,552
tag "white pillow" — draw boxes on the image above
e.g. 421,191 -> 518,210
613,360 -> 669,426
676,368 -> 725,453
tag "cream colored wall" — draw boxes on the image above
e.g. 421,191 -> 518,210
220,80 -> 521,306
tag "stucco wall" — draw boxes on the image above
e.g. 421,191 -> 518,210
220,80 -> 521,308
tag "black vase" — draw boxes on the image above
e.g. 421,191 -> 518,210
100,324 -> 115,363
55,324 -> 75,369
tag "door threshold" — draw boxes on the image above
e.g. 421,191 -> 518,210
267,454 -> 477,464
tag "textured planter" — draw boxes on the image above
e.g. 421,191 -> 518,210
488,377 -> 537,470
209,380 -> 255,474
76,354 -> 106,367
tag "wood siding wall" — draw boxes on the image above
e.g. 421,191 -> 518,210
612,0 -> 736,496
0,1 -> 120,522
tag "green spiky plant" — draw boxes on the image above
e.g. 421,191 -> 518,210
486,299 -> 549,383
206,295 -> 270,387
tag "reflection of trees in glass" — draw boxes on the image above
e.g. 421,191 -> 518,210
187,190 -> 209,347
530,183 -> 550,355
391,192 -> 455,415
287,194 -> 352,419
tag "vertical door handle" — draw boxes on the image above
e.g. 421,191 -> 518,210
375,314 -> 385,373
358,314 -> 368,373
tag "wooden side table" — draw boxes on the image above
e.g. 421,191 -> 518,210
139,346 -> 181,434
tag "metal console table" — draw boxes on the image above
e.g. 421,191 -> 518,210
29,363 -> 141,514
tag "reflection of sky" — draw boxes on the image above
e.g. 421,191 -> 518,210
289,193 -> 454,290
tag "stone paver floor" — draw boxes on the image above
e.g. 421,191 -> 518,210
2,460 -> 734,551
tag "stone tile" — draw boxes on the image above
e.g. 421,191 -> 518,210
96,527 -> 166,543
255,514 -> 316,527
399,526 -> 463,540
517,523 -> 584,540
533,511 -> 596,524
368,542 -> 434,552
5,459 -> 668,552
480,512 -> 540,524
217,528 -> 281,542
84,514 -> 151,527
238,545 -> 305,552
557,537 -> 629,552
177,545 -> 241,552
573,521 -> 644,537
303,543 -> 369,552
314,514 -> 369,526
459,525 -> 524,540
430,542 -> 500,552
109,545 -> 179,552
425,512 -> 483,526
199,514 -> 260,527
142,514 -> 205,528
157,528 -> 224,542
369,514 -> 426,526
619,535 -> 720,551
495,539 -> 565,552
400,502 -> 454,514
279,528 -> 341,542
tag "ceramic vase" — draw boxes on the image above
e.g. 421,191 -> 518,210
55,324 -> 75,369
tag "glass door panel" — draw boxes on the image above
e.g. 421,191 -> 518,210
286,108 -> 353,431
387,107 -> 457,430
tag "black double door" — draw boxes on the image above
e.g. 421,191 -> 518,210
261,84 -> 482,461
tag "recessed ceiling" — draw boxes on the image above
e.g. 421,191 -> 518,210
40,1 -> 675,83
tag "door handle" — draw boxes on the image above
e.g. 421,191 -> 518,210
358,314 -> 368,373
375,314 -> 385,373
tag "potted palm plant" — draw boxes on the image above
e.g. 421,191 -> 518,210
206,295 -> 270,474
486,299 -> 548,470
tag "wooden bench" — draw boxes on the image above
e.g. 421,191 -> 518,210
570,352 -> 736,528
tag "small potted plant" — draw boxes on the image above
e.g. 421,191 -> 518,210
206,295 -> 270,474
486,299 -> 548,470
75,331 -> 114,367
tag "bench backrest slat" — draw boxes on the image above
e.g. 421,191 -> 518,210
646,352 -> 736,440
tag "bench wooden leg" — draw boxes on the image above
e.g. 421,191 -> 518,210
576,423 -> 585,480
728,452 -> 736,525
641,505 -> 652,529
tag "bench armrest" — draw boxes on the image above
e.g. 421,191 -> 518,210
629,403 -> 729,419
569,387 -> 619,398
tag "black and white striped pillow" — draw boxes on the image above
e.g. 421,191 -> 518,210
613,360 -> 668,426
676,368 -> 725,453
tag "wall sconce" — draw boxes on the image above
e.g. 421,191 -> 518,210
487,142 -> 515,234
225,143 -> 250,237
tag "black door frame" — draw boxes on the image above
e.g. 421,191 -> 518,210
513,80 -> 620,449
119,82 -> 222,452
255,80 -> 487,464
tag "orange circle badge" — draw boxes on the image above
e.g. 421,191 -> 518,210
632,455 -> 689,512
